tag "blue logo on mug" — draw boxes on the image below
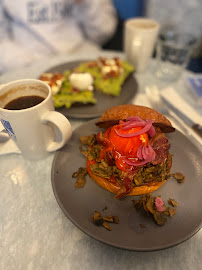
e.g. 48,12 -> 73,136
0,119 -> 16,140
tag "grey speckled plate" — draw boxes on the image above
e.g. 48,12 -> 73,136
44,60 -> 138,119
51,119 -> 202,251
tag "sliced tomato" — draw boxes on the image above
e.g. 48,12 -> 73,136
97,124 -> 149,171
109,125 -> 148,157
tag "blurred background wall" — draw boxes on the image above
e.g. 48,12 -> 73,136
102,0 -> 202,73
102,0 -> 145,51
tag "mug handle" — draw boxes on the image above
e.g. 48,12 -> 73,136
0,130 -> 10,142
41,111 -> 72,152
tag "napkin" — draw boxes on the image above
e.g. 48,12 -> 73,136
186,75 -> 202,105
0,123 -> 21,155
160,87 -> 202,125
160,87 -> 202,145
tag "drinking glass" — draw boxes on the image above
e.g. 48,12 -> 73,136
155,27 -> 196,82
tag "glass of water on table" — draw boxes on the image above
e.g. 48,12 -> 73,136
155,26 -> 196,82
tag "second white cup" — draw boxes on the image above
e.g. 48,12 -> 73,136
124,17 -> 160,73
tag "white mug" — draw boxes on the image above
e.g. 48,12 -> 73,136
0,79 -> 72,160
124,17 -> 160,72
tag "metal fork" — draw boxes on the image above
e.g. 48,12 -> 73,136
145,85 -> 202,148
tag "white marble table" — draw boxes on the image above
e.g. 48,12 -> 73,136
0,50 -> 201,270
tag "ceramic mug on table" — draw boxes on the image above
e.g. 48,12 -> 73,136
124,17 -> 160,72
0,79 -> 72,160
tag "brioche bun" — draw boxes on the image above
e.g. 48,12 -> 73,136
87,104 -> 173,198
99,104 -> 172,127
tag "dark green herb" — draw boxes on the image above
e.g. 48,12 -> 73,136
132,193 -> 179,226
168,207 -> 177,218
172,172 -> 185,183
168,198 -> 179,207
92,211 -> 119,231
72,167 -> 88,188
80,134 -> 96,146
102,206 -> 108,212
153,211 -> 167,226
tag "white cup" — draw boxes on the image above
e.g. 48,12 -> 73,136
124,17 -> 160,72
0,79 -> 72,160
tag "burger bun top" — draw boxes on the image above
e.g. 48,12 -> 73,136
99,104 -> 172,127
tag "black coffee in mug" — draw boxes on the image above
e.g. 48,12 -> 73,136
4,95 -> 45,110
0,79 -> 72,160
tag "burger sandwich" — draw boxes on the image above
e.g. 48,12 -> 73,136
80,104 -> 175,199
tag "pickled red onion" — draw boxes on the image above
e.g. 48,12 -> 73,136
155,197 -> 165,212
121,116 -> 143,127
142,145 -> 149,160
127,116 -> 142,121
121,121 -> 146,130
115,119 -> 153,137
125,142 -> 156,166
147,125 -> 156,137
137,144 -> 144,160
124,157 -> 152,166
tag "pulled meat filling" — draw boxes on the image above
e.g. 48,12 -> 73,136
80,131 -> 172,188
